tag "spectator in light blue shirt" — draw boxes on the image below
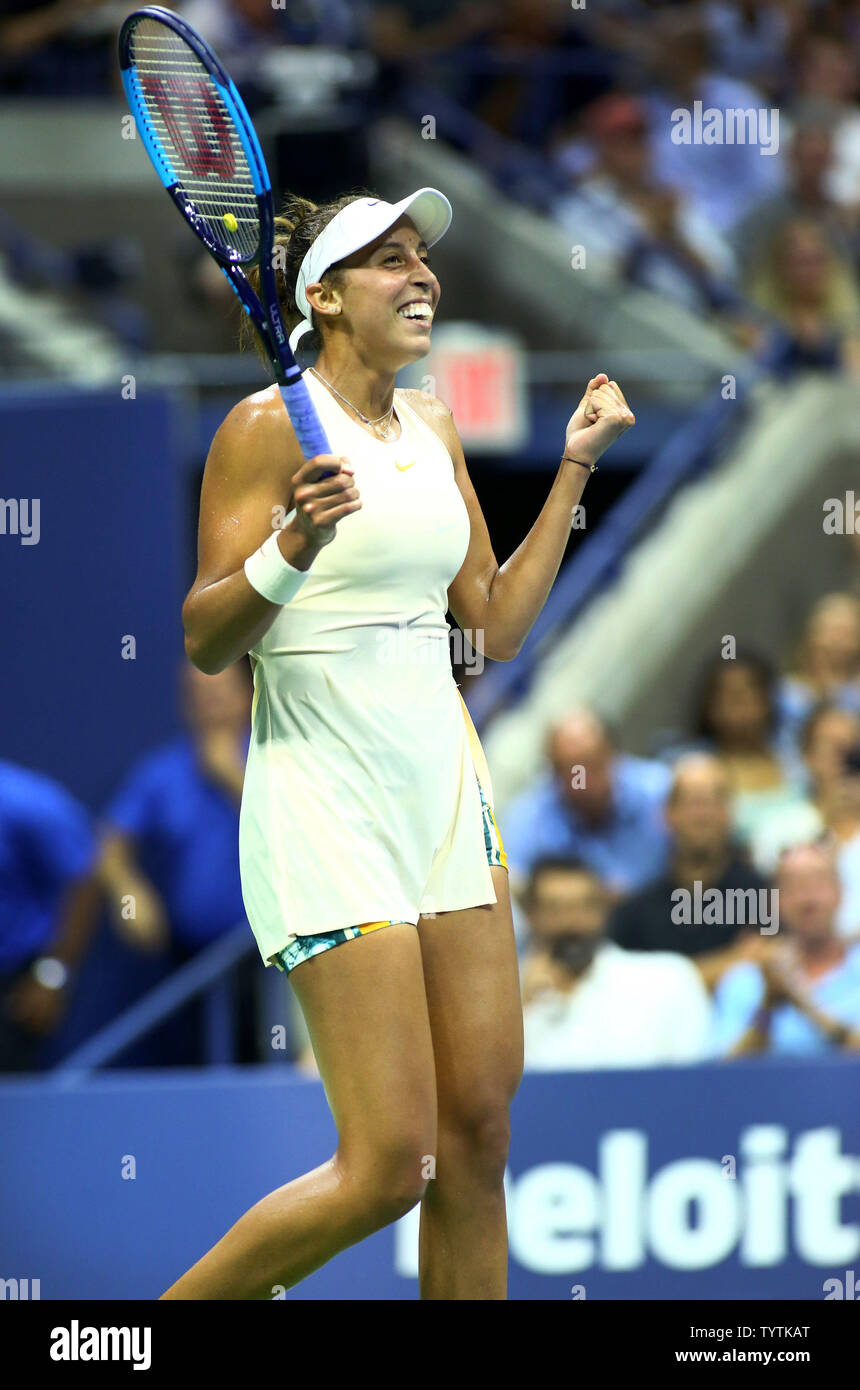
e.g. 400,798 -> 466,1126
503,707 -> 673,903
645,19 -> 785,232
712,842 -> 860,1057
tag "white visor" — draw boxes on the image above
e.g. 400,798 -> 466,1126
287,187 -> 452,354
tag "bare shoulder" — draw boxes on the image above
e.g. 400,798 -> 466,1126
398,389 -> 455,447
215,384 -> 290,451
206,384 -> 300,488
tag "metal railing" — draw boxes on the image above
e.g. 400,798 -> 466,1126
50,924 -> 275,1086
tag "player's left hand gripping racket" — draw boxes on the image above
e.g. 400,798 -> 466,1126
119,5 -> 332,466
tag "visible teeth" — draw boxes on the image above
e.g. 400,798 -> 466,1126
399,303 -> 432,320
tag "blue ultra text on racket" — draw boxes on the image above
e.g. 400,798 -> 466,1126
119,6 -> 334,473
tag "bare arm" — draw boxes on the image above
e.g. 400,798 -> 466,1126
98,832 -> 171,952
2,873 -> 101,1035
425,374 -> 634,662
728,1012 -> 773,1057
792,996 -> 860,1052
727,964 -> 860,1057
728,1004 -> 860,1057
182,388 -> 360,674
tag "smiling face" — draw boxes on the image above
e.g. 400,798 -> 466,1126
306,214 -> 441,373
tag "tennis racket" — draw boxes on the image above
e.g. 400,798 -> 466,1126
118,5 -> 333,468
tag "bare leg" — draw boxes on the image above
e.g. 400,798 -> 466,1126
417,867 -> 524,1299
160,923 -> 437,1299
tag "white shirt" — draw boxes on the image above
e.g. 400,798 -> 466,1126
522,942 -> 714,1070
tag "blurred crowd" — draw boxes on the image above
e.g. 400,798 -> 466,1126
508,589 -> 860,1069
547,4 -> 860,375
3,559 -> 860,1074
2,1 -> 859,371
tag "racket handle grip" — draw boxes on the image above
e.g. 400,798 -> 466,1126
279,380 -> 337,478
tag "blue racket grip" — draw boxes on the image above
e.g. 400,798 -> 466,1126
279,379 -> 338,478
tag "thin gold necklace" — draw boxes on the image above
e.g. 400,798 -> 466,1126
310,367 -> 397,440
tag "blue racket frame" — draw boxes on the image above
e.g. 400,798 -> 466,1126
119,5 -> 331,463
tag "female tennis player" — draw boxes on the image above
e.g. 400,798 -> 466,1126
167,186 -> 634,1300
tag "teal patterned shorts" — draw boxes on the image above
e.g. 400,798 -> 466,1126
272,773 -> 507,976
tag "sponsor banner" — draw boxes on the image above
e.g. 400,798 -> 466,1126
0,1059 -> 857,1299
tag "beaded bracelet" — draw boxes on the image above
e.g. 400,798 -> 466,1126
562,455 -> 597,473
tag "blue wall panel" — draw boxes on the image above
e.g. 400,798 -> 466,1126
0,386 -> 186,812
0,1059 -> 857,1301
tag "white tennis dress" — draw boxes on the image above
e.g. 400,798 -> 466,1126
238,370 -> 498,965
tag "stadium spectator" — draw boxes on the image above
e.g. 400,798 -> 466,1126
609,754 -> 769,990
748,218 -> 860,374
712,842 -> 860,1054
749,703 -> 860,937
691,650 -> 812,850
731,120 -> 860,280
521,856 -> 713,1068
178,0 -> 360,59
97,660 -> 251,960
0,759 -> 100,1072
367,0 -> 495,61
791,34 -> 860,212
702,0 -> 795,96
177,0 -> 373,198
776,593 -> 860,763
643,14 -> 786,232
366,0 -> 498,131
0,0 -> 114,97
463,0 -> 579,148
503,707 -> 671,899
551,92 -> 738,315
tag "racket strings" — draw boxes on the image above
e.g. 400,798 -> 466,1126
128,18 -> 260,261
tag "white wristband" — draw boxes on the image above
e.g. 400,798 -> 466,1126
244,524 -> 309,606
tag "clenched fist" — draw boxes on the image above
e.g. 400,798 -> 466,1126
564,374 -> 635,468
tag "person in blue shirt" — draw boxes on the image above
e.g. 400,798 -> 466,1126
712,842 -> 860,1057
0,760 -> 99,1072
502,707 -> 672,902
98,660 -> 252,961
